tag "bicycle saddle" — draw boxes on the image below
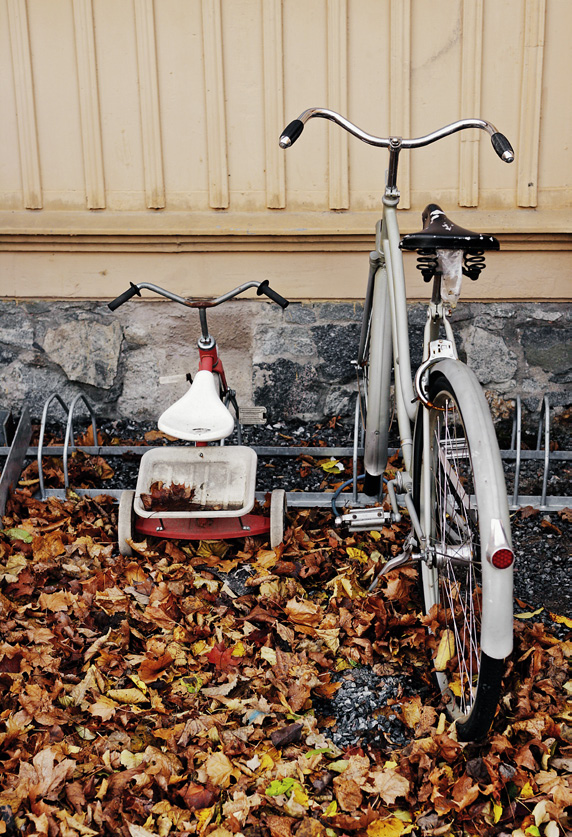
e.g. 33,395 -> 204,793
158,370 -> 235,442
400,204 -> 499,252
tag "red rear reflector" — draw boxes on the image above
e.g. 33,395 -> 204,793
491,548 -> 514,569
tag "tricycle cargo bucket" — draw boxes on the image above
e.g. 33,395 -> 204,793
133,446 -> 257,518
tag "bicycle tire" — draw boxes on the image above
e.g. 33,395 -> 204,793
361,263 -> 392,496
413,363 -> 513,741
118,490 -> 135,557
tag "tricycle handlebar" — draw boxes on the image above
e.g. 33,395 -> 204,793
108,280 -> 289,311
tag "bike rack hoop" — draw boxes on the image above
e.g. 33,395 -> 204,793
37,392 -> 99,499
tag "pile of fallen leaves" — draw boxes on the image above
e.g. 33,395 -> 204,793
0,484 -> 570,837
140,483 -> 200,513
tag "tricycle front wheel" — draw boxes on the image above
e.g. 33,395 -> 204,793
270,489 -> 287,548
118,490 -> 136,557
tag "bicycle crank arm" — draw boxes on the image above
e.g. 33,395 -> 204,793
370,532 -> 421,589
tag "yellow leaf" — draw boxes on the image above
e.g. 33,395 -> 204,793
196,541 -> 229,559
367,817 -> 405,837
493,802 -> 503,823
194,806 -> 214,832
549,612 -> 572,629
232,641 -> 246,657
254,549 -> 279,570
449,678 -> 463,698
436,713 -> 447,734
519,782 -> 535,799
347,547 -> 369,562
515,607 -> 544,620
434,629 -> 455,671
320,458 -> 344,473
324,800 -> 337,817
259,753 -> 275,772
369,530 -> 382,540
128,674 -> 148,694
291,783 -> 309,807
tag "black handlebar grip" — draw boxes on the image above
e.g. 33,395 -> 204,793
279,119 -> 304,148
256,280 -> 289,309
108,282 -> 142,311
491,132 -> 515,163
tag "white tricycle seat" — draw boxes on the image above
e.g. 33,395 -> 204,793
158,369 -> 235,442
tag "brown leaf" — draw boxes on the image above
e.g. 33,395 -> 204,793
32,531 -> 67,562
264,814 -> 296,837
333,775 -> 363,812
451,774 -> 480,810
179,782 -> 216,810
284,597 -> 322,627
363,768 -> 410,804
138,652 -> 174,683
270,723 -> 303,749
140,481 -> 198,512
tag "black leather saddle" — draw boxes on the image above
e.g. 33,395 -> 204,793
400,203 -> 500,252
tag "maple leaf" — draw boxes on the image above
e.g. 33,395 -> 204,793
284,597 -> 322,627
363,768 -> 410,804
207,642 -> 237,671
203,751 -> 238,788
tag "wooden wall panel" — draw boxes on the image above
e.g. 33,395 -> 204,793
6,0 -> 42,208
0,0 -> 570,300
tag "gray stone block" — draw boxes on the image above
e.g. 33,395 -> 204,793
463,326 -> 518,385
43,319 -> 122,388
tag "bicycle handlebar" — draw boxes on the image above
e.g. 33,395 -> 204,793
108,280 -> 289,311
280,108 -> 514,163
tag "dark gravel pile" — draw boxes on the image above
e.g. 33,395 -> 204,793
314,667 -> 421,750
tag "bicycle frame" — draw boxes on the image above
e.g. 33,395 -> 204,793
362,165 -> 514,661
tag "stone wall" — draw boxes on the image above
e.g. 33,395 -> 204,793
0,299 -> 569,427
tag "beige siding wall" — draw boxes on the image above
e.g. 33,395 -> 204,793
0,0 -> 570,300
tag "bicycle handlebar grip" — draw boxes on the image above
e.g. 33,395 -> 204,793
279,119 -> 304,148
491,132 -> 515,163
256,280 -> 289,309
108,282 -> 142,311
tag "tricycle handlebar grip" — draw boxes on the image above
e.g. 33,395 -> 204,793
256,280 -> 289,309
279,119 -> 304,148
491,132 -> 515,163
108,282 -> 142,311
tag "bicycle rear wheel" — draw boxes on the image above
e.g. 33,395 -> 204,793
413,362 -> 513,741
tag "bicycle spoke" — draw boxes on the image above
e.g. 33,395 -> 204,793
429,394 -> 484,718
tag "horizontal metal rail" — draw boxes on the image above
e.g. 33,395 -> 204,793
1,445 -> 570,461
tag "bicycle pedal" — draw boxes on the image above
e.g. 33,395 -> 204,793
239,406 -> 267,426
336,506 -> 393,532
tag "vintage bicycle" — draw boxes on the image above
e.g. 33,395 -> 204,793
108,280 -> 289,556
280,109 -> 515,740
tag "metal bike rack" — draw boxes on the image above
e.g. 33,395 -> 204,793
36,392 -> 99,500
508,395 -> 561,510
0,392 -> 570,512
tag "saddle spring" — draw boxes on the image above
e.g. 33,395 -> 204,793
463,251 -> 486,280
416,249 -> 438,282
